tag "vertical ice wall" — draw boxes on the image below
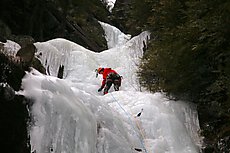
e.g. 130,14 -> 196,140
16,19 -> 203,153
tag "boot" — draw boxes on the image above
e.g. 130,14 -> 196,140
104,87 -> 109,95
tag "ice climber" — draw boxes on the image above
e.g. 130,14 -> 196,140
96,67 -> 122,95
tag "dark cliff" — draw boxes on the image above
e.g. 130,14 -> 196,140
0,0 -> 110,52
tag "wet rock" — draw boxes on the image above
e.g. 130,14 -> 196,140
16,43 -> 36,63
0,83 -> 15,101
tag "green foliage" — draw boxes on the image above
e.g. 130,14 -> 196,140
132,0 -> 230,151
135,0 -> 230,102
129,0 -> 187,34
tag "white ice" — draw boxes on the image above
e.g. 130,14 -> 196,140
16,21 -> 202,153
101,0 -> 116,12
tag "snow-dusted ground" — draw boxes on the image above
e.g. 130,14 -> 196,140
4,21 -> 203,153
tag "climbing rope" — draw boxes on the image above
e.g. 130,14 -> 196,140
110,93 -> 149,153
131,109 -> 151,153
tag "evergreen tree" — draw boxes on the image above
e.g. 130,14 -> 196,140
130,0 -> 230,151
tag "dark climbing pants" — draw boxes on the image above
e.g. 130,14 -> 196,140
104,73 -> 121,94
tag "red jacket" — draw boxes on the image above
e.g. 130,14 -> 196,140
101,68 -> 118,88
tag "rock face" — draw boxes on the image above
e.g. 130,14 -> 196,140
0,35 -> 47,153
0,90 -> 30,153
0,50 -> 30,153
0,0 -> 110,52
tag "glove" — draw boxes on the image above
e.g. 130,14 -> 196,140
98,87 -> 103,92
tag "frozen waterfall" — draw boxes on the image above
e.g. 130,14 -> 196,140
15,21 -> 203,153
